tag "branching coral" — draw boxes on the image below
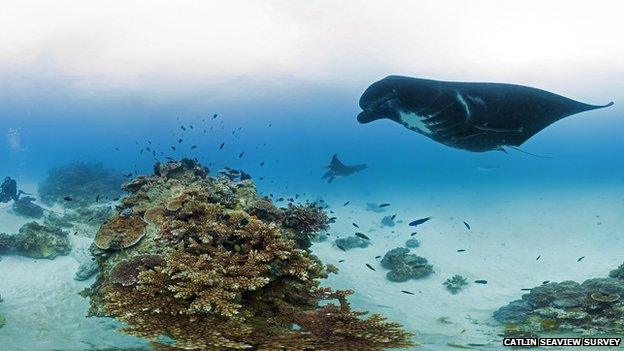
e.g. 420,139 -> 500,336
85,159 -> 414,350
282,203 -> 330,249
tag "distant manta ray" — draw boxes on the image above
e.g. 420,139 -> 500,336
322,154 -> 367,183
357,76 -> 614,152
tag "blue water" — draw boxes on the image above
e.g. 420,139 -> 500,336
2,83 -> 622,193
0,76 -> 623,351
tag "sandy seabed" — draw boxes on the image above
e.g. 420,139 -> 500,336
0,182 -> 622,351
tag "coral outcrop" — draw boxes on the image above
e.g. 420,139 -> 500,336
405,238 -> 420,248
494,269 -> 624,335
334,235 -> 370,250
13,222 -> 71,259
84,159 -> 414,351
443,275 -> 468,294
0,233 -> 14,254
609,262 -> 624,280
381,247 -> 433,282
38,162 -> 124,208
11,196 -> 44,218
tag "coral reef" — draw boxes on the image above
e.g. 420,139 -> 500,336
13,222 -> 71,259
84,159 -> 414,351
38,162 -> 125,208
334,235 -> 370,250
11,196 -> 44,218
405,238 -> 420,248
443,275 -> 468,294
381,247 -> 433,282
494,270 -> 624,335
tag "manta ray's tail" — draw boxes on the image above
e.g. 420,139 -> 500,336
506,146 -> 553,159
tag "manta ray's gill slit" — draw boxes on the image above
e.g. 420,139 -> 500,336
455,91 -> 471,119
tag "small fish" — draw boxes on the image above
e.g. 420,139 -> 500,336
374,255 -> 381,259
520,288 -> 532,291
191,145 -> 197,149
343,201 -> 350,206
95,194 -> 100,203
114,147 -> 120,151
365,263 -> 376,271
409,216 -> 432,227
336,244 -> 347,252
542,280 -> 550,284
536,255 -> 541,261
112,197 -> 120,201
463,221 -> 470,230
259,161 -> 265,166
352,222 -> 359,228
474,280 -> 488,284
124,173 -> 133,178
219,142 -> 225,150
239,152 -> 244,158
400,290 -> 415,295
456,249 -> 466,252
180,125 -> 186,131
171,146 -> 176,151
63,196 -> 72,201
355,232 -> 370,240
459,329 -> 466,335
379,203 -> 390,207
410,232 -> 417,236
178,138 -> 183,143
577,256 -> 585,262
338,259 -> 345,263
212,113 -> 218,119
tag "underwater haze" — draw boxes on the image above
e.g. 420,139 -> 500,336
0,1 -> 623,350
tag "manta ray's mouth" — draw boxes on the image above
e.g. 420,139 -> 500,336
357,95 -> 399,124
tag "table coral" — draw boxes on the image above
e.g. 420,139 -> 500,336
85,159 -> 414,351
94,215 -> 147,250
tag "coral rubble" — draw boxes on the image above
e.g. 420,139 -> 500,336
13,222 -> 71,259
381,247 -> 433,282
494,269 -> 624,335
38,162 -> 124,208
84,159 -> 414,350
443,275 -> 468,294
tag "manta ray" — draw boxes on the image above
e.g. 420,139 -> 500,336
357,76 -> 614,152
322,154 -> 367,183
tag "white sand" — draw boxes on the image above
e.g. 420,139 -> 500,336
0,182 -> 622,350
312,183 -> 624,350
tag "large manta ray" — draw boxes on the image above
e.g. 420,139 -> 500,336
357,76 -> 613,152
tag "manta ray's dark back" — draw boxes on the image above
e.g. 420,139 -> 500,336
357,76 -> 614,152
